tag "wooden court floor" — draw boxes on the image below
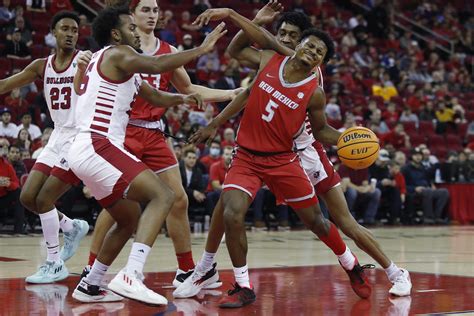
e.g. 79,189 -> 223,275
0,226 -> 473,315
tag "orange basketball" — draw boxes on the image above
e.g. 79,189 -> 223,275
337,126 -> 380,170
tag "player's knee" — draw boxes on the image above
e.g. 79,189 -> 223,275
20,189 -> 37,213
173,188 -> 188,211
35,193 -> 53,214
223,205 -> 244,228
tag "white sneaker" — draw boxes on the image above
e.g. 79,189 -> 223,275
108,269 -> 168,305
60,219 -> 89,262
173,263 -> 221,298
172,265 -> 222,289
389,269 -> 412,296
25,260 -> 69,284
72,278 -> 123,303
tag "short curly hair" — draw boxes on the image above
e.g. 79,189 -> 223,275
300,28 -> 335,64
275,12 -> 312,34
92,6 -> 130,48
50,11 -> 80,31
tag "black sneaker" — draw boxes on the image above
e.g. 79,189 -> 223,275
218,283 -> 256,308
72,279 -> 122,303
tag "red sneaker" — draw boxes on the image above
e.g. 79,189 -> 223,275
218,283 -> 256,308
340,257 -> 375,299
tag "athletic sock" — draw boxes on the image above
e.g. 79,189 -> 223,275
59,214 -> 74,233
196,250 -> 216,273
385,261 -> 402,282
233,264 -> 251,289
88,251 -> 97,267
125,242 -> 151,275
338,246 -> 356,270
176,251 -> 195,271
317,222 -> 347,256
85,260 -> 109,286
39,209 -> 60,263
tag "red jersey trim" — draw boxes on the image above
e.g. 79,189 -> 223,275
51,50 -> 79,74
97,47 -> 133,84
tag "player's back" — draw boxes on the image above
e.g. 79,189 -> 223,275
75,46 -> 141,146
237,54 -> 319,153
129,39 -> 174,123
43,51 -> 80,129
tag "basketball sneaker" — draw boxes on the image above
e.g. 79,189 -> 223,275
80,265 -> 109,289
218,283 -> 256,308
172,264 -> 222,289
25,260 -> 69,284
340,257 -> 374,299
107,269 -> 168,305
389,269 -> 412,296
60,219 -> 89,262
72,278 -> 123,303
173,263 -> 222,298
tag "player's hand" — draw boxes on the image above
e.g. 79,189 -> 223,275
193,8 -> 232,27
183,93 -> 204,109
189,123 -> 218,144
199,22 -> 228,54
254,0 -> 283,25
230,87 -> 245,100
77,50 -> 92,73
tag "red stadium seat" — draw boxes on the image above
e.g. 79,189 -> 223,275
426,134 -> 444,147
408,133 -> 425,147
418,121 -> 435,136
402,121 -> 417,134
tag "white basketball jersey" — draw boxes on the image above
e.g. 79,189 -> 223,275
43,51 -> 80,128
75,46 -> 142,145
294,67 -> 324,150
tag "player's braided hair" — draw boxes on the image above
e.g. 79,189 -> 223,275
92,6 -> 130,48
300,28 -> 335,64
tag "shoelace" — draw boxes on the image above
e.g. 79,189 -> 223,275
392,270 -> 409,284
37,262 -> 52,274
227,283 -> 242,296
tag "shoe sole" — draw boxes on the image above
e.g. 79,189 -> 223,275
108,281 -> 168,306
72,289 -> 123,303
25,270 -> 69,284
173,274 -> 222,298
389,289 -> 412,296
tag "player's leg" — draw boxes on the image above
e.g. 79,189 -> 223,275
87,209 -> 115,266
20,169 -> 49,213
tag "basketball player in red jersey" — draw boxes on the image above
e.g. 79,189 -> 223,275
0,12 -> 90,283
84,0 -> 239,288
187,22 -> 368,307
175,3 -> 412,300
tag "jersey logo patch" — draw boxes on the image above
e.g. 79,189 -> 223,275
297,92 -> 304,99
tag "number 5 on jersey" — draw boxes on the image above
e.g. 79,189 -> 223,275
261,99 -> 279,122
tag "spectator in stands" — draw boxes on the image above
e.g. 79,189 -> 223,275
0,154 -> 25,234
253,187 -> 290,231
206,146 -> 232,213
353,45 -> 372,68
20,149 -> 30,160
44,31 -> 57,48
326,96 -> 342,121
0,0 -> 14,23
240,69 -> 256,89
369,150 -> 403,224
192,0 -> 210,15
199,140 -> 221,173
221,127 -> 235,147
339,164 -> 381,226
173,141 -> 182,161
16,112 -> 41,140
4,28 -> 31,59
180,10 -> 200,32
49,0 -> 73,15
215,65 -> 238,110
31,131 -> 50,159
15,128 -> 32,153
419,101 -> 436,121
197,49 -> 220,73
180,148 -> 206,213
0,108 -> 17,139
363,100 -> 381,121
368,111 -> 390,135
453,151 -> 472,183
177,34 -> 195,51
341,30 -> 357,48
5,88 -> 30,122
0,138 -> 9,157
7,144 -> 26,180
7,16 -> 33,47
399,107 -> 419,128
338,114 -> 356,133
26,0 -> 46,12
382,102 -> 399,126
402,148 -> 449,224
435,101 -> 455,134
382,123 -> 410,150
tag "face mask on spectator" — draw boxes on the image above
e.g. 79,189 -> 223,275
210,148 -> 220,157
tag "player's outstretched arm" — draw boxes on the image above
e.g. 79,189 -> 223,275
139,81 -> 204,109
189,87 -> 250,144
0,59 -> 44,95
307,87 -> 341,146
116,23 -> 227,76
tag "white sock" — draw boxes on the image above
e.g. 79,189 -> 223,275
85,260 -> 109,286
337,246 -> 356,270
196,251 -> 216,273
233,264 -> 251,288
125,242 -> 151,274
39,209 -> 60,262
59,214 -> 74,233
385,262 -> 402,282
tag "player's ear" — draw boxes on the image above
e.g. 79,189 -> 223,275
111,28 -> 121,43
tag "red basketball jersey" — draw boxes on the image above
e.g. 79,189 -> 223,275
236,54 -> 319,153
129,39 -> 174,122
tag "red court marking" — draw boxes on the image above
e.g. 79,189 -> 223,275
1,265 -> 473,315
0,257 -> 26,262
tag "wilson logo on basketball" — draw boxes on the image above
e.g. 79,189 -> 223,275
343,133 -> 371,143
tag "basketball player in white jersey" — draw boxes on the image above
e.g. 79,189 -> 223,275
70,6 -> 226,304
82,0 -> 239,290
175,3 -> 411,299
0,11 -> 89,284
